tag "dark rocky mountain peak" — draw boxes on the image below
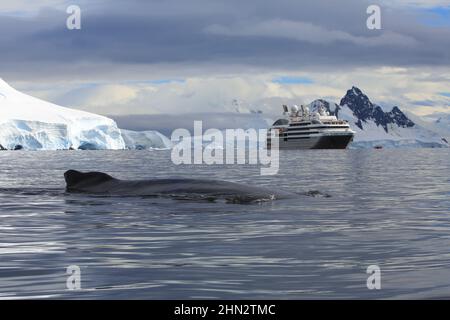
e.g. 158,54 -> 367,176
339,87 -> 415,132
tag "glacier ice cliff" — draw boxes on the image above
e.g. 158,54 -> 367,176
121,129 -> 172,150
0,78 -> 126,150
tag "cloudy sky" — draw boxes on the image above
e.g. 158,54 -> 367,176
1,0 -> 449,128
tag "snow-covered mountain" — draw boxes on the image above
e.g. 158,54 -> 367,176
309,87 -> 448,148
2,78 -> 446,150
419,113 -> 450,143
0,78 -> 126,150
433,115 -> 450,143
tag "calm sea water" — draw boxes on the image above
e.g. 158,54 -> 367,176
0,149 -> 449,299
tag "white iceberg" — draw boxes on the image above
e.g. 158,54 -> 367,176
0,78 -> 125,150
121,129 -> 172,150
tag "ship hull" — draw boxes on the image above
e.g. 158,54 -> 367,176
267,134 -> 354,150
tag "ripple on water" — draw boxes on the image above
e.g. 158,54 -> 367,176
0,149 -> 449,299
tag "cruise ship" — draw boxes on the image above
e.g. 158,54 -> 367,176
267,104 -> 355,149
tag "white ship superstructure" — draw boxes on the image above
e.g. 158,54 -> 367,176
268,104 -> 355,149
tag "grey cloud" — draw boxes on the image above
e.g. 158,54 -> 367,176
205,19 -> 419,47
0,0 -> 449,81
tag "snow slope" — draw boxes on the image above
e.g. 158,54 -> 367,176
310,87 -> 448,149
415,113 -> 450,143
0,79 -> 125,150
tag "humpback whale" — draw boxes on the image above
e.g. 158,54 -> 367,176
64,170 -> 297,203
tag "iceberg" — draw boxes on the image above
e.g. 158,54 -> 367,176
121,129 -> 172,150
0,78 -> 125,150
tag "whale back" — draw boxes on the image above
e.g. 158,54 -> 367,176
63,170 -> 301,202
64,170 -> 115,191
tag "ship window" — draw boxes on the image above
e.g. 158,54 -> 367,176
291,122 -> 311,126
272,119 -> 289,126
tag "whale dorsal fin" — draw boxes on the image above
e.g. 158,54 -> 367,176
64,170 -> 115,189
